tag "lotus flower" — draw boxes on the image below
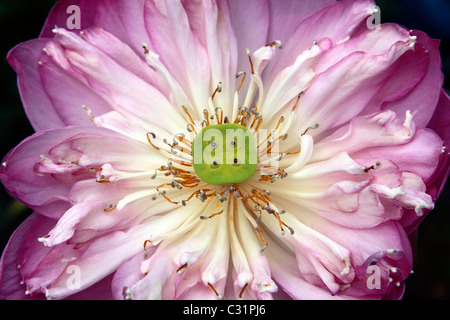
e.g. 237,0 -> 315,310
1,0 -> 449,300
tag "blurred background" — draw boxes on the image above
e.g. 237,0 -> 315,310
0,0 -> 449,299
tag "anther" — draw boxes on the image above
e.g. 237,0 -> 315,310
143,239 -> 152,251
236,71 -> 247,92
200,209 -> 223,220
96,175 -> 110,183
142,42 -> 150,54
207,283 -> 223,299
266,40 -> 283,49
82,105 -> 95,122
104,204 -> 116,212
212,82 -> 222,100
301,123 -> 319,136
246,48 -> 255,74
292,92 -> 303,111
176,263 -> 188,274
239,283 -> 249,299
187,123 -> 196,133
216,193 -> 228,203
182,105 -> 195,125
146,132 -> 159,150
364,161 -> 381,173
255,228 -> 268,252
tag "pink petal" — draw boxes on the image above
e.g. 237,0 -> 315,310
265,0 -> 375,82
351,128 -> 443,181
111,252 -> 151,300
293,41 -> 417,135
229,0 -> 269,80
40,0 -> 150,55
0,213 -> 43,299
265,243 -> 344,300
266,0 -> 335,45
425,90 -> 450,200
7,39 -> 111,131
0,126 -> 154,219
312,110 -> 416,163
382,30 -> 444,128
79,26 -> 168,95
143,0 -> 211,111
49,28 -> 185,133
45,222 -> 151,299
182,0 -> 238,114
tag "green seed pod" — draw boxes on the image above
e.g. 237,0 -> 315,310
192,123 -> 257,185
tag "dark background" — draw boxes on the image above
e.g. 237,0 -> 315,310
0,0 -> 449,299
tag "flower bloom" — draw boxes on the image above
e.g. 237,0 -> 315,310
0,0 -> 449,300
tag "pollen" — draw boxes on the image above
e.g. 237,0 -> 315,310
192,123 -> 257,185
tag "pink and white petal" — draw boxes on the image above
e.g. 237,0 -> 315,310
38,201 -> 100,247
260,42 -> 323,122
49,28 -> 185,134
228,0 -> 270,81
381,30 -> 443,128
111,251 -> 152,300
351,128 -> 443,181
264,242 -> 344,300
6,39 -> 111,131
273,154 -> 407,228
280,152 -> 367,193
198,216 -> 230,295
40,0 -> 150,55
428,90 -> 450,149
266,210 -> 354,294
1,129 -> 90,219
266,0 -> 336,46
91,0 -> 150,54
396,172 -> 436,232
0,213 -> 46,299
360,33 -> 429,121
182,0 -> 238,115
79,26 -> 168,95
311,110 -> 415,163
143,0 -> 211,114
177,283 -> 220,300
8,214 -> 88,299
305,215 -> 413,274
292,41 -> 417,136
314,23 -> 414,74
295,212 -> 412,298
234,204 -> 277,299
92,111 -> 151,144
425,90 -> 450,199
315,25 -> 430,125
128,246 -> 180,300
0,126 -> 160,219
393,172 -> 434,216
265,0 -> 375,82
44,222 -> 151,299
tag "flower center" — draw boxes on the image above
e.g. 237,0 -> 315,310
192,123 -> 257,185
